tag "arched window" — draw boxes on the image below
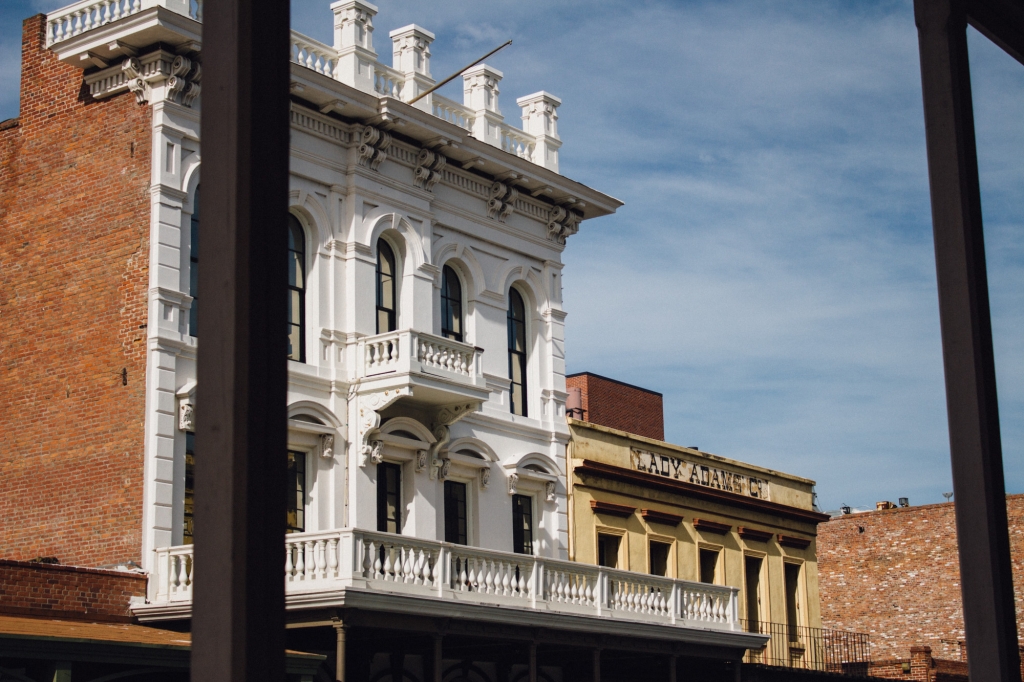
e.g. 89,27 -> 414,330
441,264 -> 463,342
376,239 -> 397,334
287,214 -> 306,362
188,185 -> 199,336
507,288 -> 528,417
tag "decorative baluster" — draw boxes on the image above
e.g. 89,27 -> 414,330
467,558 -> 477,591
294,542 -> 306,579
177,555 -> 190,590
381,545 -> 393,580
315,540 -> 327,579
112,0 -> 122,21
570,575 -> 579,603
583,578 -> 593,605
285,544 -> 295,579
458,557 -> 468,591
327,538 -> 339,578
499,562 -> 511,596
132,0 -> 141,12
372,542 -> 383,579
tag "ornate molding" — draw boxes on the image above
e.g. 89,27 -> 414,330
481,467 -> 491,489
368,439 -> 384,465
487,181 -> 519,222
429,401 -> 481,478
320,434 -> 335,459
546,205 -> 582,244
416,449 -> 428,473
357,387 -> 411,464
178,399 -> 194,432
414,149 -> 447,191
507,472 -> 519,496
357,125 -> 392,171
546,481 -> 556,502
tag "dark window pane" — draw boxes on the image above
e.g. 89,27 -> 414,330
650,541 -> 670,576
598,534 -> 621,568
512,494 -> 533,554
286,450 -> 306,533
441,265 -> 463,342
507,288 -> 528,416
699,548 -> 719,584
785,562 -> 801,640
745,556 -> 763,627
444,480 -> 468,545
188,185 -> 199,337
377,462 -> 402,534
377,240 -> 397,333
183,431 -> 196,544
287,214 -> 306,362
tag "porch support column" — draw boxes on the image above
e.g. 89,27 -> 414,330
591,649 -> 600,682
433,634 -> 443,682
191,0 -> 291,679
334,620 -> 346,682
529,642 -> 537,682
913,1 -> 1021,681
668,655 -> 676,682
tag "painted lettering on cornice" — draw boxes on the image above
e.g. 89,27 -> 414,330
630,448 -> 771,501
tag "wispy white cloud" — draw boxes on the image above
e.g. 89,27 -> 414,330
2,0 -> 1021,510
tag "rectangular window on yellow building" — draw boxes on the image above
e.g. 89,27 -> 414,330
649,540 -> 670,576
598,534 -> 621,568
745,555 -> 763,630
785,562 -> 802,641
699,547 -> 719,584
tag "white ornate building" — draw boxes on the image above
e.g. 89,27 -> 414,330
34,0 -> 766,678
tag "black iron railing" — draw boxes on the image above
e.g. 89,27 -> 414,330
741,620 -> 870,674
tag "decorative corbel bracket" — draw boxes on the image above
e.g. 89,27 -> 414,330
487,181 -> 519,223
414,149 -> 447,192
358,125 -> 392,171
320,434 -> 335,459
507,472 -> 519,496
178,399 -> 195,432
429,401 -> 481,478
546,205 -> 582,244
546,481 -> 556,502
358,387 -> 411,464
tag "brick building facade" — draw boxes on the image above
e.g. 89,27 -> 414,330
566,372 -> 664,441
0,559 -> 146,622
817,494 -> 1024,662
0,16 -> 152,568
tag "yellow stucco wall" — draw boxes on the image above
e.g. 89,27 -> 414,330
567,419 -> 824,632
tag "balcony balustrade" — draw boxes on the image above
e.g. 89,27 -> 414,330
741,620 -> 871,674
150,529 -> 740,632
356,329 -> 487,406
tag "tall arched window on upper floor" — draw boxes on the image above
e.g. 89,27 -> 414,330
441,264 -> 463,342
188,185 -> 200,336
507,288 -> 528,417
287,214 -> 306,362
376,239 -> 397,334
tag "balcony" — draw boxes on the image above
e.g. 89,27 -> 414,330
141,529 -> 753,645
742,620 -> 871,674
356,329 -> 489,407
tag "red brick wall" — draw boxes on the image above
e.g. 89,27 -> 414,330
0,16 -> 152,567
0,559 -> 146,621
818,494 -> 1024,662
566,372 -> 664,441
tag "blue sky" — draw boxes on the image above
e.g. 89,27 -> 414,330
3,0 -> 1022,511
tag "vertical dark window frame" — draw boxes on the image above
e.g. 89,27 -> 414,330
287,214 -> 306,362
376,239 -> 397,334
183,431 -> 196,544
597,533 -> 621,569
377,461 -> 402,534
440,264 -> 464,342
507,287 -> 528,417
188,185 -> 200,337
649,540 -> 671,577
744,555 -> 763,631
784,561 -> 802,641
285,450 -> 306,534
511,493 -> 534,555
444,480 -> 469,545
698,547 -> 719,585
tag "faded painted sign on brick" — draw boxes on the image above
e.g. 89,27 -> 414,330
630,448 -> 770,501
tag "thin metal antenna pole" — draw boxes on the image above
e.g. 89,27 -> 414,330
408,39 -> 512,105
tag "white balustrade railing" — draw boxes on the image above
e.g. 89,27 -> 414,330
291,33 -> 337,79
501,124 -> 536,162
152,529 -> 740,631
374,64 -> 405,99
153,544 -> 194,603
357,329 -> 483,386
46,0 -> 141,46
432,95 -> 474,131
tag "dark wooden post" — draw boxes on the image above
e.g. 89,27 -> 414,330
913,0 -> 1020,680
432,634 -> 443,682
190,0 -> 292,679
591,649 -> 600,682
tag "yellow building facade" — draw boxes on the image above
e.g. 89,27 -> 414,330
567,418 -> 831,662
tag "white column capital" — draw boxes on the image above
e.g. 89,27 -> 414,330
517,91 -> 562,172
331,0 -> 378,53
463,63 -> 503,115
389,24 -> 434,77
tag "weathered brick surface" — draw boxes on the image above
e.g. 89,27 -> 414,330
0,559 -> 146,621
0,16 -> 152,567
818,494 -> 1024,662
567,372 -> 664,441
